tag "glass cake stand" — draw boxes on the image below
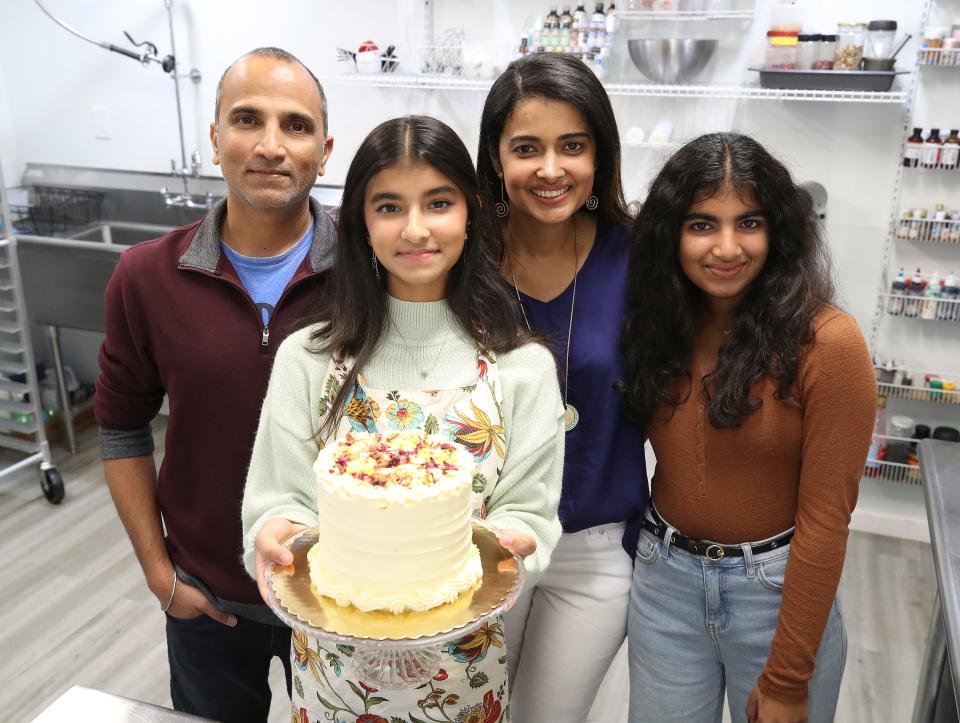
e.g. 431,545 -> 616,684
263,522 -> 525,689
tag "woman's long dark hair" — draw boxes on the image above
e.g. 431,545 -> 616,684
305,115 -> 532,440
477,53 -> 630,229
621,132 -> 836,430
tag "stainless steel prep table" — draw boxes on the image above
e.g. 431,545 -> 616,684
914,439 -> 960,723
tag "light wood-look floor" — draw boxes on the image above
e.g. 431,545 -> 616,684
0,418 -> 937,723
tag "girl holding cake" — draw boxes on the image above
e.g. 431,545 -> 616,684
241,116 -> 565,720
476,52 -> 648,721
619,133 -> 875,722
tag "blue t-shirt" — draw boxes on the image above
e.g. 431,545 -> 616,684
510,219 -> 649,556
221,220 -> 314,326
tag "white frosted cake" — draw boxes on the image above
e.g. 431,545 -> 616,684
308,431 -> 483,614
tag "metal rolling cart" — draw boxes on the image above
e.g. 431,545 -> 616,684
0,153 -> 65,503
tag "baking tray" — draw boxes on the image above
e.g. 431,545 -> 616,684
749,67 -> 909,92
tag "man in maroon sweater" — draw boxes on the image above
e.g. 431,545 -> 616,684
95,47 -> 335,722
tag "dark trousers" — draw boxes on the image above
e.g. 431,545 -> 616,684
165,612 -> 292,723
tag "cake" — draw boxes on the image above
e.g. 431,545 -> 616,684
307,430 -> 483,614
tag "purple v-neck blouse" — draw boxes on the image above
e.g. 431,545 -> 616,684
510,220 -> 648,556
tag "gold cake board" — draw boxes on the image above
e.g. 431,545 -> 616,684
264,522 -> 525,688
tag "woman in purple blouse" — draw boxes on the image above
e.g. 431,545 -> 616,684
477,53 -> 648,721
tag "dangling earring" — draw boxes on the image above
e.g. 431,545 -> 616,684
585,193 -> 599,211
496,174 -> 509,219
370,246 -> 381,281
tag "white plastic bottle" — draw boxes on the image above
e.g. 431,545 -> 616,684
531,17 -> 544,53
590,2 -> 607,48
605,3 -> 618,44
572,3 -> 588,47
921,270 -> 942,320
904,268 -> 924,317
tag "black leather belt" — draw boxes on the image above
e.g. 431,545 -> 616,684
641,505 -> 794,561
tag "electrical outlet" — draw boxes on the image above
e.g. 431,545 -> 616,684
94,105 -> 111,140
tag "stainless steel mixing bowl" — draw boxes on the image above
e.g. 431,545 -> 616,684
627,39 -> 719,84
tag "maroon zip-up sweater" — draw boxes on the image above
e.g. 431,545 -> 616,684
95,197 -> 335,609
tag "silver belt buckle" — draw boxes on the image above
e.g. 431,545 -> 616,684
705,544 -> 725,560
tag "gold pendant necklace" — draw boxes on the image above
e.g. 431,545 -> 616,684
510,219 -> 579,433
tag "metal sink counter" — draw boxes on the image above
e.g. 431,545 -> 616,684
15,221 -> 175,454
69,221 -> 176,247
9,163 -> 343,454
14,231 -> 148,454
16,226 -> 175,334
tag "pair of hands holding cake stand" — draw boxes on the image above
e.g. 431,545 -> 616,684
253,517 -> 536,605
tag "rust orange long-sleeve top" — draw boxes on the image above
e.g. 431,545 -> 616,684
647,308 -> 876,703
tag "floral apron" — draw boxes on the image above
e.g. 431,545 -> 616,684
291,349 -> 510,723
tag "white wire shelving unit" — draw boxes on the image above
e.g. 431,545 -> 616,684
0,154 -> 64,503
320,72 -> 909,103
860,0 -> 960,544
918,48 -> 960,67
880,293 -> 960,322
903,164 -> 960,174
622,140 -> 682,150
876,369 -> 960,406
864,435 -> 924,485
617,8 -> 755,21
893,216 -> 960,244
854,434 -> 930,543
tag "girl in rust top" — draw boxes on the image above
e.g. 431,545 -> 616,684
620,133 -> 875,723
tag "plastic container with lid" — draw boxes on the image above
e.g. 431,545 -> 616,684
835,22 -> 867,70
887,415 -> 916,463
797,34 -> 819,69
815,34 -> 837,69
865,19 -> 897,59
766,30 -> 799,70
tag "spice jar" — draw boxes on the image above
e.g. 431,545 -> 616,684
942,37 -> 960,67
924,27 -> 946,65
797,34 -> 818,69
865,20 -> 897,59
835,22 -> 867,70
815,34 -> 837,69
765,30 -> 799,69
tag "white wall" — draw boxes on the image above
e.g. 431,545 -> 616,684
0,0 -> 957,380
0,64 -> 18,192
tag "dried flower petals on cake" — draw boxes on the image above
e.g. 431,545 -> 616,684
327,431 -> 465,488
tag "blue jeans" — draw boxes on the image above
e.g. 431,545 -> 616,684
627,522 -> 846,723
166,612 -> 292,723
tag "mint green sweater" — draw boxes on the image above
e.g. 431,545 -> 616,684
241,297 -> 565,587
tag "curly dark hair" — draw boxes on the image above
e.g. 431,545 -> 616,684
620,132 -> 836,430
302,115 -> 534,441
476,53 -> 630,230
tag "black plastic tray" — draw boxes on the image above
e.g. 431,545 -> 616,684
749,67 -> 908,92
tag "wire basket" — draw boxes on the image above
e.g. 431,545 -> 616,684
405,44 -> 511,79
864,435 -> 922,485
339,43 -> 501,78
7,186 -> 104,236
